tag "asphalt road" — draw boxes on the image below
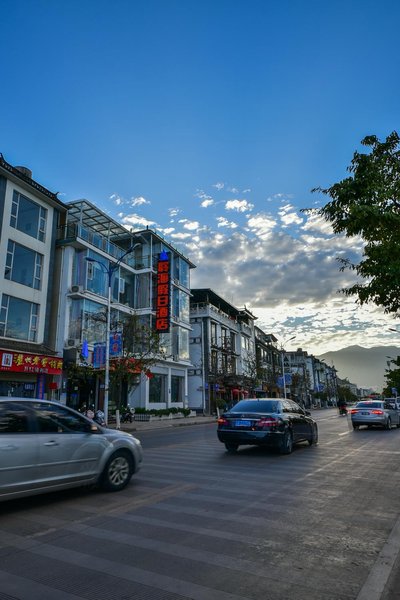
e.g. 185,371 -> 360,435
1,409 -> 400,600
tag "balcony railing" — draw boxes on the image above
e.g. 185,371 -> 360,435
57,223 -> 151,268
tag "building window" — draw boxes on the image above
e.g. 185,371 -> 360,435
10,191 -> 47,242
173,257 -> 189,289
0,295 -> 39,341
171,375 -> 184,403
149,374 -> 166,403
172,289 -> 190,323
5,241 -> 43,289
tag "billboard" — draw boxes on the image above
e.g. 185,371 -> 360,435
155,251 -> 171,332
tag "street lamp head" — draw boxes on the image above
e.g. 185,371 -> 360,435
128,242 -> 142,252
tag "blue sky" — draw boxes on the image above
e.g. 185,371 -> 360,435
2,0 -> 400,357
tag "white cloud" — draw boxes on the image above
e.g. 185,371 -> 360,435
110,194 -> 123,206
217,217 -> 238,229
201,198 -> 214,208
278,205 -> 303,227
225,199 -> 254,212
120,213 -> 157,228
170,232 -> 192,240
131,196 -> 150,206
213,182 -> 225,190
246,213 -> 277,239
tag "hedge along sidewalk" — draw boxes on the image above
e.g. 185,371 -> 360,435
108,414 -> 217,432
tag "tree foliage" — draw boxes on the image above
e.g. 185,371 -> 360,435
336,385 -> 358,404
306,131 -> 400,314
383,356 -> 400,397
109,313 -> 166,409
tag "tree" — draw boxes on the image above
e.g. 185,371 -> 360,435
305,131 -> 400,314
109,313 -> 166,413
337,385 -> 358,405
383,356 -> 400,397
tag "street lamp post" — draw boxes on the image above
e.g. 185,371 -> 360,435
85,243 -> 140,425
281,336 -> 296,399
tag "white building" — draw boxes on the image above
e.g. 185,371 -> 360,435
0,155 -> 67,398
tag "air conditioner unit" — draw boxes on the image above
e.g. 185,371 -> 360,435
67,339 -> 80,347
70,285 -> 84,294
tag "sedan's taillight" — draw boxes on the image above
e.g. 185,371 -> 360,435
350,409 -> 358,414
217,417 -> 228,425
371,410 -> 384,415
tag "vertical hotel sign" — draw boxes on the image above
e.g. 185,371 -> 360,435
155,250 -> 170,332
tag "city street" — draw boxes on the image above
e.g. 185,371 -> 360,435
1,409 -> 400,600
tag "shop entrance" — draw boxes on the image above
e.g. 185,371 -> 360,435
0,381 -> 36,397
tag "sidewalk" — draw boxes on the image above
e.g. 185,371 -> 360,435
108,414 -> 217,433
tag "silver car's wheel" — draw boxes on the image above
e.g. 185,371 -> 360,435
386,418 -> 392,430
279,430 -> 293,454
101,450 -> 134,491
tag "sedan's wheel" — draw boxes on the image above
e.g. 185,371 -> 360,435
352,424 -> 359,430
308,424 -> 318,446
279,430 -> 293,454
225,443 -> 239,453
386,418 -> 392,430
101,450 -> 134,491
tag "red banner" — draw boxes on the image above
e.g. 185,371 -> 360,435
0,350 -> 63,374
155,252 -> 170,332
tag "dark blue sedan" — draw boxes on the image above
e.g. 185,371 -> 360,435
217,398 -> 318,454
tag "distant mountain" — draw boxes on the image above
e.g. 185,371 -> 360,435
318,345 -> 400,392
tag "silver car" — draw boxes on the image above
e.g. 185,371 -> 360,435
0,398 -> 143,502
350,400 -> 400,430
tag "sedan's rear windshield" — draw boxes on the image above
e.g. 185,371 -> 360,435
356,402 -> 383,409
229,400 -> 279,413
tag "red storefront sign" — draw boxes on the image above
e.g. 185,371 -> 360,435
155,251 -> 170,332
0,350 -> 63,374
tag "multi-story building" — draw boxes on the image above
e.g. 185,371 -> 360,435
188,288 -> 258,413
254,327 -> 281,396
0,155 -> 67,398
56,199 -> 195,411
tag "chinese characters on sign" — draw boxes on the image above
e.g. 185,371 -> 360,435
0,351 -> 63,374
155,251 -> 170,332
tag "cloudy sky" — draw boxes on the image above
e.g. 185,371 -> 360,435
2,0 -> 400,355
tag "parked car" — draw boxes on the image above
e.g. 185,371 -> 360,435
0,398 -> 143,502
217,398 -> 318,454
350,400 -> 400,430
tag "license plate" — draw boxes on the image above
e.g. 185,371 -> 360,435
361,411 -> 370,415
234,419 -> 252,427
